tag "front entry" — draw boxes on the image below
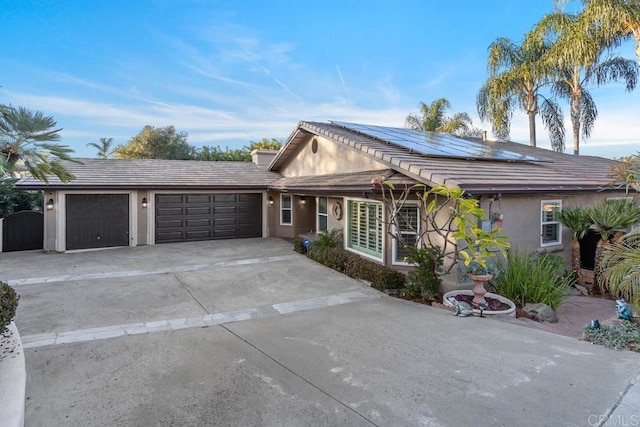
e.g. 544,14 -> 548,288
66,194 -> 130,250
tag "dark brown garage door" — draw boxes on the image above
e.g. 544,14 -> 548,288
155,193 -> 262,243
66,194 -> 129,250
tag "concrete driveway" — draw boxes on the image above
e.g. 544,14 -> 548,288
4,238 -> 640,426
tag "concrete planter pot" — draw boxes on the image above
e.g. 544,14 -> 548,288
443,290 -> 516,317
1,321 -> 26,427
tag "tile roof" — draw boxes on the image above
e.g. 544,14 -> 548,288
16,158 -> 282,190
269,121 -> 624,193
270,170 -> 417,194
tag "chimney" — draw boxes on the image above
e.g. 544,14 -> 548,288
251,149 -> 279,167
482,130 -> 487,142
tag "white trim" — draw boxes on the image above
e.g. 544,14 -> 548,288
344,197 -> 384,262
280,193 -> 293,226
391,203 -> 420,266
316,196 -> 328,233
147,191 -> 155,245
540,199 -> 562,247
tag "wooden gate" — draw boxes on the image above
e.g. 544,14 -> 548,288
2,211 -> 43,252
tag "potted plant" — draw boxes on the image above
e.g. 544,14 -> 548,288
454,215 -> 510,306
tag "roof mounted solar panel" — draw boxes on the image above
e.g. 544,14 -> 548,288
330,121 -> 548,163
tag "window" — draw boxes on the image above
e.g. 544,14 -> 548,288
280,194 -> 292,225
541,200 -> 562,246
317,197 -> 328,233
393,205 -> 419,264
347,199 -> 383,260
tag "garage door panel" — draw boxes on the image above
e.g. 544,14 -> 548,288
186,218 -> 211,227
187,194 -> 211,204
186,206 -> 211,215
157,195 -> 183,204
157,207 -> 184,216
186,230 -> 212,240
155,193 -> 262,243
156,230 -> 185,242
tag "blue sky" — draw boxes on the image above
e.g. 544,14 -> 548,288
2,0 -> 639,159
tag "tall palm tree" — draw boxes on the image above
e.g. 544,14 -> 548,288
532,11 -> 638,155
477,36 -> 565,150
0,105 -> 76,183
405,98 -> 483,137
581,0 -> 640,65
557,206 -> 593,276
86,137 -> 114,159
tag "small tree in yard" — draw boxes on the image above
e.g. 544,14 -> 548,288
589,198 -> 640,292
374,179 -> 510,290
558,206 -> 593,276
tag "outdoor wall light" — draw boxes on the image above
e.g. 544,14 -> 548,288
300,197 -> 306,205
268,196 -> 274,207
46,198 -> 55,210
142,197 -> 148,208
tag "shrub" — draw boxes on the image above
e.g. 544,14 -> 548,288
584,321 -> 640,351
492,247 -> 572,310
293,237 -> 306,254
307,229 -> 343,266
325,247 -> 406,291
0,282 -> 19,332
404,246 -> 443,301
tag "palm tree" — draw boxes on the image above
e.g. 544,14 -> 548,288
477,36 -> 565,150
557,206 -> 593,276
405,98 -> 483,137
0,105 -> 77,183
580,0 -> 640,65
598,228 -> 640,310
532,11 -> 638,155
86,137 -> 114,159
589,198 -> 640,291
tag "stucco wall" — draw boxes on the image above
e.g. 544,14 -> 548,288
478,191 -> 639,267
278,135 -> 388,177
268,193 -> 346,240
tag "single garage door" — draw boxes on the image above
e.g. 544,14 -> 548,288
155,193 -> 262,243
66,194 -> 130,250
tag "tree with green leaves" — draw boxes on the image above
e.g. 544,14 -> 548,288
193,145 -> 251,161
477,36 -> 565,150
114,125 -> 194,160
558,205 -> 593,275
0,104 -> 76,183
405,98 -> 483,138
589,198 -> 640,292
246,138 -> 283,151
532,10 -> 638,155
561,0 -> 640,64
86,137 -> 114,159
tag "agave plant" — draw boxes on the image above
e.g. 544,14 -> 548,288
557,206 -> 592,275
599,229 -> 640,310
589,199 -> 640,292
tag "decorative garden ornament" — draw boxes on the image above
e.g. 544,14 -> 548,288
616,299 -> 633,321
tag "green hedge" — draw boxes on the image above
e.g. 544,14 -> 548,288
325,247 -> 406,291
0,282 -> 19,332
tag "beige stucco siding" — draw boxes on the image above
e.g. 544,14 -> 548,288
477,191 -> 640,266
278,135 -> 388,177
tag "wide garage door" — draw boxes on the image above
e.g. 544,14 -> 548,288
66,194 -> 129,250
155,193 -> 262,243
